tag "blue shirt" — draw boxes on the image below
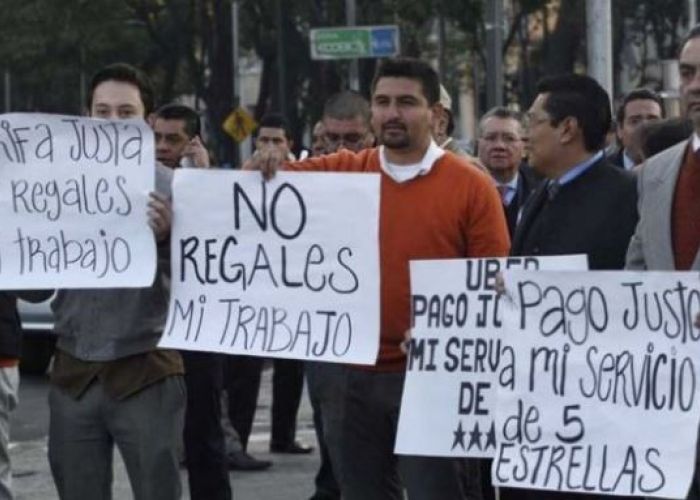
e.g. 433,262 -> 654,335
556,150 -> 604,186
494,173 -> 519,206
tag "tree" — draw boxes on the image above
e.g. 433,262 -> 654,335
0,0 -> 151,113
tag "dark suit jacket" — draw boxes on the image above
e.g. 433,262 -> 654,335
503,164 -> 541,238
607,147 -> 626,169
511,158 -> 638,270
503,159 -> 641,498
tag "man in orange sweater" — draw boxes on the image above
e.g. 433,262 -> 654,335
246,57 -> 509,500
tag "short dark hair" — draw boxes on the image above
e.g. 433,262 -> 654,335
639,118 -> 693,159
88,63 -> 155,116
155,103 -> 201,138
257,113 -> 291,139
536,74 -> 611,151
615,88 -> 663,124
478,106 -> 523,136
679,24 -> 700,58
371,58 -> 440,105
323,90 -> 371,125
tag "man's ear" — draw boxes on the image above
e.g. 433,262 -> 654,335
559,116 -> 580,145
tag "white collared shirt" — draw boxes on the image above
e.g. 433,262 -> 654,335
379,140 -> 445,183
692,133 -> 700,153
622,150 -> 636,170
494,173 -> 519,206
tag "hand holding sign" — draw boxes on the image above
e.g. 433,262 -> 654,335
147,192 -> 172,243
242,147 -> 286,181
181,136 -> 210,168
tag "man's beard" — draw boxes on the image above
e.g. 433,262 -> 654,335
379,126 -> 410,149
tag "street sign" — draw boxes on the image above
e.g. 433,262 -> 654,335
222,107 -> 257,142
310,25 -> 400,60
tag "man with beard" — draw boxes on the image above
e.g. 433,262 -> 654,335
245,57 -> 508,500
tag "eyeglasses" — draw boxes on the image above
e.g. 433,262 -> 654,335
480,133 -> 521,144
523,114 -> 551,129
324,132 -> 366,148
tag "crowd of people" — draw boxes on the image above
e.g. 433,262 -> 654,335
1,20 -> 700,500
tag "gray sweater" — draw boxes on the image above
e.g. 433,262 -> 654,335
52,164 -> 173,362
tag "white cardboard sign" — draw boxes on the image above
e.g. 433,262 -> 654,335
395,255 -> 588,459
0,113 -> 156,289
493,270 -> 700,498
160,169 -> 381,364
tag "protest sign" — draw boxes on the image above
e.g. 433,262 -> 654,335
493,270 -> 700,498
395,255 -> 587,459
0,113 -> 156,289
159,169 -> 380,364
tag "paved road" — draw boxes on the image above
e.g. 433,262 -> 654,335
10,366 -> 320,500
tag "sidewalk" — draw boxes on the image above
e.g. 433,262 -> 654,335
11,367 -> 320,500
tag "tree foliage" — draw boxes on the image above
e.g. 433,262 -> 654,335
0,0 -> 694,155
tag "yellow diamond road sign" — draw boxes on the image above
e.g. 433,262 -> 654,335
223,108 -> 257,142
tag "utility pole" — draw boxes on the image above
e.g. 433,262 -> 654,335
232,0 -> 240,108
586,0 -> 613,98
437,4 -> 447,82
3,71 -> 9,113
690,0 -> 698,28
275,0 -> 287,116
484,0 -> 504,109
346,0 -> 359,91
232,0 -> 241,166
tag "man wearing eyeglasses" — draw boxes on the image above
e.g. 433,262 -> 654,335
477,107 -> 539,237
321,90 -> 375,153
304,90 -> 375,500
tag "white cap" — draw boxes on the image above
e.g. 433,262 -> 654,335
439,84 -> 452,110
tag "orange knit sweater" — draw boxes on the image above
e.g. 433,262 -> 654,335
288,148 -> 510,371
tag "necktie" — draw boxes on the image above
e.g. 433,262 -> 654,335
497,185 -> 509,205
546,181 -> 560,201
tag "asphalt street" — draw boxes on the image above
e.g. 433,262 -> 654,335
10,365 -> 320,500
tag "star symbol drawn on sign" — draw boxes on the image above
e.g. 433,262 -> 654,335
484,420 -> 497,451
468,421 -> 482,451
451,421 -> 466,451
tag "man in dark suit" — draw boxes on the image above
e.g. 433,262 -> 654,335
477,107 -> 540,237
502,74 -> 639,499
225,114 -> 312,460
608,88 -> 663,170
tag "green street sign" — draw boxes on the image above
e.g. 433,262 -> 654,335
310,25 -> 400,60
